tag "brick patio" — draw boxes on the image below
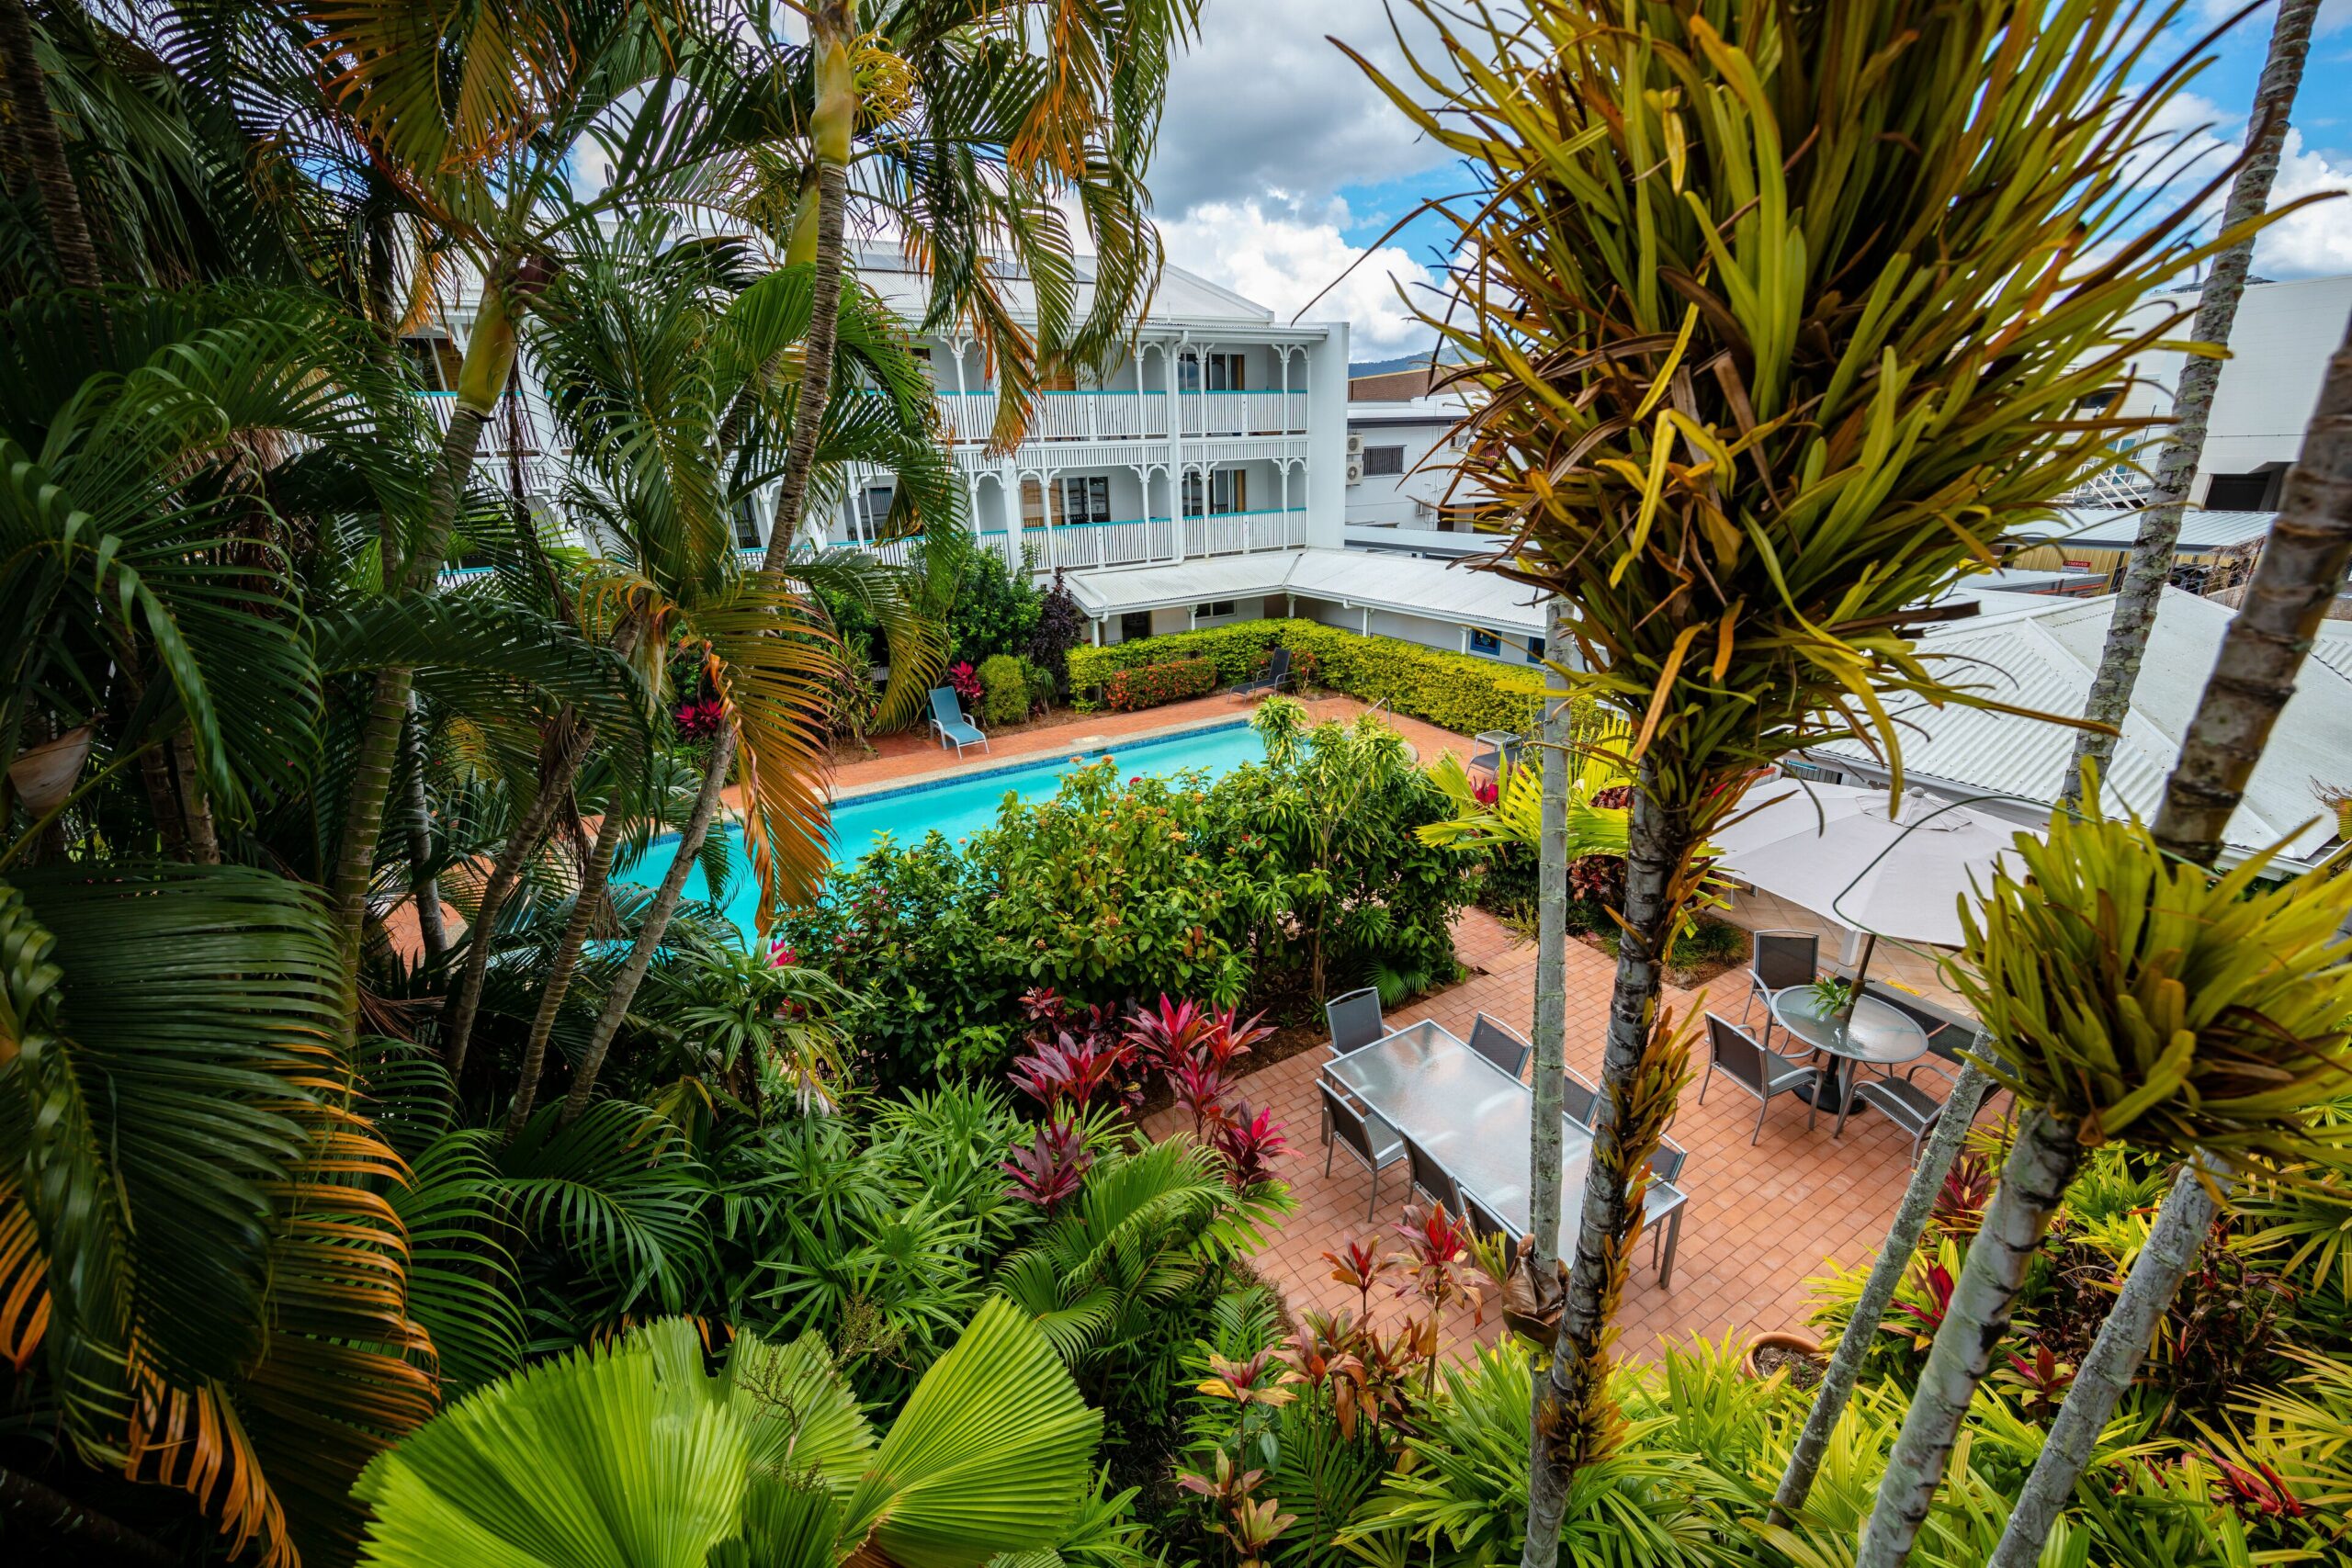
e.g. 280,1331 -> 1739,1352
1146,908 -> 1994,1361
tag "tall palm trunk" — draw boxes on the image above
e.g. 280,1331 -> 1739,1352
327,274 -> 522,1031
0,0 -> 103,288
1985,1159 -> 2226,1567
761,0 -> 854,569
1986,305 -> 2352,1565
560,718 -> 738,1122
1527,597 -> 1571,1267
2063,0 -> 2317,804
1771,1062 -> 1990,1520
404,695 -> 447,964
1857,1108 -> 2086,1568
503,802 -> 628,1141
440,720 -> 594,1082
1523,758 -> 1693,1568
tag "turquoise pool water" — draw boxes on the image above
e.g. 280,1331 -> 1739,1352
617,720 -> 1269,932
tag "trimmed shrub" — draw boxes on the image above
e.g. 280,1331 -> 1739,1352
977,653 -> 1030,728
1068,617 -> 1555,736
1102,656 -> 1217,712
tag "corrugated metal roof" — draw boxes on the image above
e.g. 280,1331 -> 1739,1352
2314,621 -> 2352,683
1811,589 -> 2352,859
853,248 -> 1280,327
2038,509 -> 2278,552
1063,547 -> 1549,635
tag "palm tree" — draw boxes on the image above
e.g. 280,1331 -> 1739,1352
1975,307 -> 2352,1568
351,1300 -> 1104,1568
472,226 -> 951,1127
2063,0 -> 2322,803
752,0 -> 1203,562
1341,4 -> 2255,1561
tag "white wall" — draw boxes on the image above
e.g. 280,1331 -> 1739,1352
1303,323 -> 1350,550
2098,274 -> 2352,501
1346,416 -> 1463,526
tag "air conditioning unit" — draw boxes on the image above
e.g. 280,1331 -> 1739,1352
1345,458 -> 1365,485
1345,432 -> 1364,457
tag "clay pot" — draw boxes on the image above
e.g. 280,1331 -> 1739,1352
9,725 -> 93,814
1742,1330 -> 1825,1381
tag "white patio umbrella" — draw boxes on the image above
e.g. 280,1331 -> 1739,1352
1709,780 -> 2032,977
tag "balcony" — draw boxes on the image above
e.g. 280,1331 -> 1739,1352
772,507 -> 1308,577
934,389 -> 1308,446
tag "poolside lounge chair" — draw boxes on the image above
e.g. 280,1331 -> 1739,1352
1231,647 -> 1293,699
927,686 -> 989,758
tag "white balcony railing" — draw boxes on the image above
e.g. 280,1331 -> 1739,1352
932,389 -> 1308,446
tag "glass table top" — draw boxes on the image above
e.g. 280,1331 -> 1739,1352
1325,1019 -> 1679,1238
1769,989 -> 1931,1065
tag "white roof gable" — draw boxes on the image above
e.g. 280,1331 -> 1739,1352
1812,589 -> 2352,859
1062,547 -> 1548,635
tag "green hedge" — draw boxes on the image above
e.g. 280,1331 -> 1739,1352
1066,617 -> 1555,737
1103,656 -> 1217,712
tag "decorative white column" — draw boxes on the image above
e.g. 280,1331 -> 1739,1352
999,457 -> 1023,571
1166,340 -> 1187,563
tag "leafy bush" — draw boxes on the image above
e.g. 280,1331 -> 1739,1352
947,546 -> 1044,666
978,652 -> 1033,727
1067,618 -> 1555,735
775,704 -> 1474,1063
1028,566 -> 1089,693
1102,656 -> 1218,712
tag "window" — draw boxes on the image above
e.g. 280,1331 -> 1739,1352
1180,352 -> 1246,392
2204,469 -> 2279,511
732,498 -> 764,549
854,484 -> 895,536
1182,468 -> 1245,516
1119,611 -> 1152,643
1525,635 -> 1546,665
1363,445 -> 1406,477
1468,629 -> 1502,658
1194,601 -> 1238,620
2075,387 -> 2119,415
1057,475 -> 1112,524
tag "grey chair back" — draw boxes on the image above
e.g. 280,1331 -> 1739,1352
1647,1136 -> 1688,1186
1322,1081 -> 1387,1169
1751,930 -> 1819,993
1862,980 -> 1973,1062
1705,1013 -> 1771,1094
1467,1012 -> 1532,1079
1560,1068 -> 1598,1126
1402,1134 -> 1460,1213
1325,987 -> 1385,1057
1265,647 -> 1291,682
1461,1190 -> 1517,1246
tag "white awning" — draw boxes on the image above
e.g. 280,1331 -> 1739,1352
1061,547 -> 1549,637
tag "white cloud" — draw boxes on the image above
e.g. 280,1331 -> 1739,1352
1156,198 -> 1443,356
2132,89 -> 2352,277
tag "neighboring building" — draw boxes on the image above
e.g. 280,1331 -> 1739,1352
1796,588 -> 2352,871
1344,397 -> 1473,530
2055,273 -> 2351,513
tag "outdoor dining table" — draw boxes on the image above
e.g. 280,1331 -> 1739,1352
1769,989 -> 1932,1138
1324,1019 -> 1690,1286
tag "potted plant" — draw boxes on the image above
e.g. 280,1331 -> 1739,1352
1743,1330 -> 1826,1387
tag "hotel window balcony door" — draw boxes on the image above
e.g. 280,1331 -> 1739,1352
1179,352 -> 1245,392
1056,475 -> 1113,525
1182,468 -> 1246,517
852,483 -> 895,542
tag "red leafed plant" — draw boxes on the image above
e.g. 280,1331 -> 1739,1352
673,695 -> 727,739
1213,1101 -> 1289,1190
1199,1004 -> 1275,1068
2207,1452 -> 2308,1521
946,660 -> 984,705
1001,1117 -> 1092,1213
1008,1032 -> 1134,1112
1392,1203 -> 1485,1350
1996,1340 -> 2076,1420
1885,1258 -> 1957,1351
1322,1238 -> 1395,1320
1126,994 -> 1214,1072
1931,1151 -> 1996,1238
1169,1055 -> 1235,1137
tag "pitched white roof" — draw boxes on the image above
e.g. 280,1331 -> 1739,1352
1063,547 -> 1548,635
1810,589 -> 2352,860
853,248 -> 1286,329
2037,509 -> 2278,553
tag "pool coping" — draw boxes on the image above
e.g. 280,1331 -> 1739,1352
828,710 -> 1260,804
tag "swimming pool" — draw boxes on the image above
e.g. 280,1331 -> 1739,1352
616,719 -> 1270,932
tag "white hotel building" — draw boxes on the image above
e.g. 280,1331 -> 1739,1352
418,250 -> 1550,664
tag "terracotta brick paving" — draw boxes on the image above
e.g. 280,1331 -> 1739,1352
1148,910 -> 2000,1362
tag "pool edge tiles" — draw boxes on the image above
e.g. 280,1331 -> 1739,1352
830,714 -> 1257,807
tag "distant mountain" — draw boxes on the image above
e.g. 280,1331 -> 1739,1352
1349,348 -> 1467,378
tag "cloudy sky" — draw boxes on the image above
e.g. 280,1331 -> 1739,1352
1147,0 -> 2352,364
